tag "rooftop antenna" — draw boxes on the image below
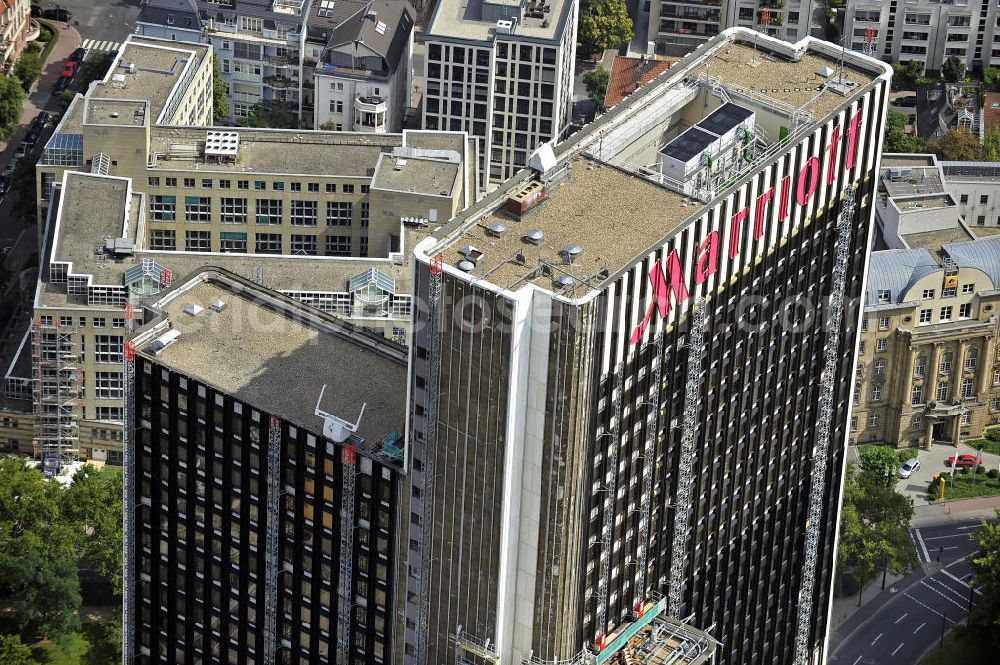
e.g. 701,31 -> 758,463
838,35 -> 847,84
314,384 -> 367,443
749,6 -> 770,68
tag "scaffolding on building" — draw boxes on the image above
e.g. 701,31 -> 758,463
337,442 -> 357,662
793,185 -> 855,665
635,332 -> 665,609
121,304 -> 136,665
31,319 -> 80,474
454,627 -> 501,665
263,414 -> 282,665
668,299 -> 708,616
594,360 -> 625,645
416,255 -> 444,665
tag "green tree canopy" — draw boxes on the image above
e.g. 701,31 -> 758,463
0,634 -> 38,665
857,445 -> 901,488
213,59 -> 230,123
983,129 -> 1000,162
0,459 -> 82,638
583,65 -> 610,112
837,461 -> 919,594
14,52 -> 43,92
77,52 -> 113,93
240,101 -> 298,129
929,127 -> 981,161
62,466 -> 124,595
580,0 -> 633,55
885,109 -> 924,153
892,61 -> 924,89
967,513 -> 1000,647
984,67 -> 1000,92
941,56 -> 966,83
0,75 -> 26,141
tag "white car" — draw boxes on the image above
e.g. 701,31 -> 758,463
899,458 -> 920,478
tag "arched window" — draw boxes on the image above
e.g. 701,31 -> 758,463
965,348 -> 978,371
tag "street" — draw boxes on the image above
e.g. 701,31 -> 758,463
45,0 -> 139,45
829,518 -> 988,665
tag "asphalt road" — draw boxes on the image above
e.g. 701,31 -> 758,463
829,518 -> 987,665
42,0 -> 140,44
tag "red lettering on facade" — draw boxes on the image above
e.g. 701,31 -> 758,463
629,251 -> 690,344
695,231 -> 719,284
628,108 -> 865,344
778,175 -> 792,221
728,207 -> 749,258
753,187 -> 775,240
846,109 -> 863,169
796,156 -> 820,206
825,124 -> 841,185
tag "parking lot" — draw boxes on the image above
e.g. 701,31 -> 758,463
875,442 -> 1000,506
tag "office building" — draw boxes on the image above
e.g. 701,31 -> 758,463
422,0 -> 578,183
24,33 -> 475,463
851,153 -> 1000,448
648,1 -> 815,56
844,0 -> 1000,72
404,27 -> 890,665
125,267 -> 407,664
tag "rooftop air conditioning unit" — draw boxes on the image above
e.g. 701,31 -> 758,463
496,19 -> 514,35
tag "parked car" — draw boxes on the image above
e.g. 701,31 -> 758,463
41,8 -> 71,21
61,61 -> 78,78
30,5 -> 41,17
899,458 -> 920,478
14,142 -> 28,158
26,128 -> 40,144
947,454 -> 982,468
2,159 -> 18,177
0,177 -> 8,196
33,111 -> 51,128
69,47 -> 87,63
53,76 -> 71,94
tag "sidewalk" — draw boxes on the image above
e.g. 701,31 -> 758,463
912,494 -> 1000,527
0,21 -> 81,157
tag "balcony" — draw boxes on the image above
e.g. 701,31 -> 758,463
264,75 -> 298,90
266,55 -> 297,66
353,95 -> 387,133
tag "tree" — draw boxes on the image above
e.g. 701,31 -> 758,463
983,129 -> 1000,162
966,513 -> 1000,647
0,635 -> 37,665
0,75 -> 26,141
984,66 -> 1000,92
580,0 -> 633,55
212,59 -> 230,123
836,462 -> 919,596
0,459 -> 82,639
892,61 -> 924,90
77,52 -> 113,94
240,101 -> 298,129
857,445 -> 900,488
885,109 -> 924,153
583,65 -> 610,112
62,466 -> 124,595
928,127 -> 981,161
14,52 -> 43,92
941,55 -> 966,83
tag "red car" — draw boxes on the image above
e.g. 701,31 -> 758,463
947,454 -> 982,468
61,61 -> 78,78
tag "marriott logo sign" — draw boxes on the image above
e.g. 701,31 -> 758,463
630,109 -> 864,345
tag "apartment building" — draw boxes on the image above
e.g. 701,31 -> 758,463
306,0 -> 414,132
939,160 -> 1000,231
137,0 -> 414,129
406,26 -> 889,665
844,0 -> 1000,72
648,1 -> 815,56
1,0 -> 32,72
852,153 -> 1000,449
422,0 -> 578,183
126,267 -> 407,664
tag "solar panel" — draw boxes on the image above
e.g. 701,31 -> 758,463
375,21 -> 387,34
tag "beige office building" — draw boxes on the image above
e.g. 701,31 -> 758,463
853,154 -> 1000,449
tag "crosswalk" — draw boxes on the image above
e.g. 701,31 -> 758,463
81,39 -> 122,54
